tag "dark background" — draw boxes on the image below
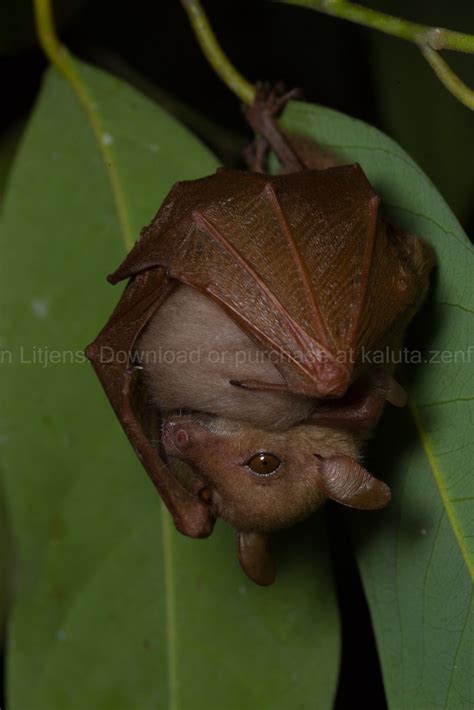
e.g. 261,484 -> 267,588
1,0 -> 473,706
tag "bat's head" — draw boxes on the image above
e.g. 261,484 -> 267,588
162,412 -> 391,584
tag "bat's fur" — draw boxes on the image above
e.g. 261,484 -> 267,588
162,413 -> 362,532
136,284 -> 400,535
84,85 -> 436,586
137,284 -> 315,430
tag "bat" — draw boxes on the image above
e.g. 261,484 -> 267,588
85,85 -> 435,581
160,411 -> 391,585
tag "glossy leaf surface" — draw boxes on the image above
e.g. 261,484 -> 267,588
279,99 -> 474,709
0,63 -> 340,709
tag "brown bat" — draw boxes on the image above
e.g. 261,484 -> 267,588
161,411 -> 391,585
85,85 -> 435,579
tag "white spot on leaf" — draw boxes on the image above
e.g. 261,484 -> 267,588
31,298 -> 48,318
102,132 -> 114,146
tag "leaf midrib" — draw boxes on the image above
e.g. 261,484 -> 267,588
48,56 -> 134,252
409,398 -> 474,583
41,56 -> 176,705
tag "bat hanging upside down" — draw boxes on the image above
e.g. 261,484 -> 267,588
86,84 -> 435,584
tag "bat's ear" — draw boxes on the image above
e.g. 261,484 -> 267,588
238,532 -> 276,586
316,454 -> 391,510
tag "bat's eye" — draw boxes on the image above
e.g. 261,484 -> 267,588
246,452 -> 281,476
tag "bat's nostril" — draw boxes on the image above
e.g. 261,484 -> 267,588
175,428 -> 189,447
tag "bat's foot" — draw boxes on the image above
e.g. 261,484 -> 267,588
242,81 -> 304,174
246,81 -> 302,129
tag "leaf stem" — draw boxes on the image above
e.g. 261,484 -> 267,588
180,0 -> 255,105
33,0 -> 92,120
33,0 -> 134,250
420,45 -> 474,110
277,0 -> 474,52
277,0 -> 474,110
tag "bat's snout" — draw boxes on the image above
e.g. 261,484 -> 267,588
162,412 -> 218,456
162,418 -> 192,456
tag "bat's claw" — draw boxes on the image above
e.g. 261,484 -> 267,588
244,81 -> 302,136
249,81 -> 302,121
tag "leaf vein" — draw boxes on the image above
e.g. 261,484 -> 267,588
420,396 -> 474,408
408,398 -> 474,583
437,301 -> 474,316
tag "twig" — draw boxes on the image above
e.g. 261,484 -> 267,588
181,0 -> 474,110
180,0 -> 255,105
420,45 -> 474,110
277,0 -> 474,109
277,0 -> 474,53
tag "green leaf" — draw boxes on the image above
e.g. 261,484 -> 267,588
279,101 -> 474,708
0,117 -> 24,654
0,62 -> 340,709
